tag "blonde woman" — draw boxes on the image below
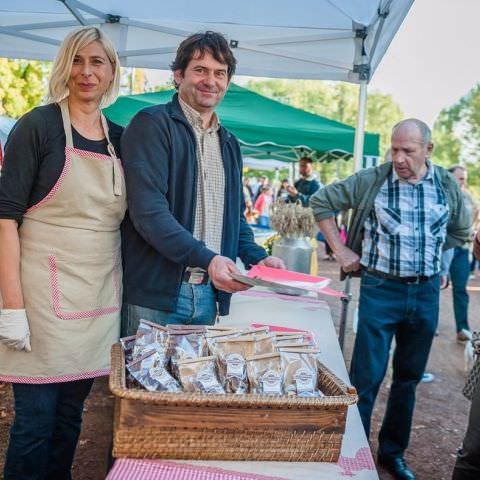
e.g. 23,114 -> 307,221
0,27 -> 126,479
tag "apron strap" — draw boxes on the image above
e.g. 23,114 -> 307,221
59,99 -> 74,148
59,99 -> 123,197
100,113 -> 123,197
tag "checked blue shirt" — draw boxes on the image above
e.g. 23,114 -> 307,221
360,162 -> 448,277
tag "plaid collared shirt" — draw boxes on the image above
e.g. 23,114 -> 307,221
360,162 -> 448,277
179,98 -> 225,256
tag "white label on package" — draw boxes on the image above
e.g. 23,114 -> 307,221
226,353 -> 245,377
197,368 -> 220,391
294,368 -> 315,394
262,370 -> 282,394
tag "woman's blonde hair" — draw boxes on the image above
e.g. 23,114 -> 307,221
48,27 -> 121,108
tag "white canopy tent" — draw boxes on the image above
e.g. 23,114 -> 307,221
0,0 -> 413,169
0,0 -> 414,350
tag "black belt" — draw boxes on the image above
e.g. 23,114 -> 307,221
365,268 -> 433,284
183,269 -> 209,285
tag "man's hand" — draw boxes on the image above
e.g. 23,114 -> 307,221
258,256 -> 286,269
335,245 -> 361,273
0,309 -> 31,352
208,255 -> 251,293
286,185 -> 298,197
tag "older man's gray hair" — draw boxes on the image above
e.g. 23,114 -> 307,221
392,118 -> 432,145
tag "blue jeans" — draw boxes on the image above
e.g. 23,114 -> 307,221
121,281 -> 217,336
4,379 -> 94,480
440,248 -> 454,276
449,246 -> 470,332
350,270 -> 439,460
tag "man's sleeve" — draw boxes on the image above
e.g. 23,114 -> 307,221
444,180 -> 472,250
121,111 -> 216,270
310,174 -> 360,221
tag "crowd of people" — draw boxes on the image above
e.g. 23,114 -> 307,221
243,156 -> 324,229
0,25 -> 478,480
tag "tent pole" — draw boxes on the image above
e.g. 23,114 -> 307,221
353,80 -> 368,173
339,79 -> 368,352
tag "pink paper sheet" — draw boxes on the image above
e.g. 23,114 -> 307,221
247,265 -> 345,298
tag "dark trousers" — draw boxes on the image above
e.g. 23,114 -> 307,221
350,270 -> 439,460
452,378 -> 480,479
4,379 -> 94,480
450,246 -> 470,332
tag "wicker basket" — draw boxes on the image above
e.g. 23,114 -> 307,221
109,343 -> 357,462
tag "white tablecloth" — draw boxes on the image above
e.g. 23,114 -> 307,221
107,289 -> 378,480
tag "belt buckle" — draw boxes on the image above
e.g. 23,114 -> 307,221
187,271 -> 206,285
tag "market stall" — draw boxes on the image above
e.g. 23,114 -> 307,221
106,288 -> 379,480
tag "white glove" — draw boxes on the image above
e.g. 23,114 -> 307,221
0,309 -> 31,352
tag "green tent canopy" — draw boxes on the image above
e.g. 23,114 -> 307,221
104,83 -> 379,162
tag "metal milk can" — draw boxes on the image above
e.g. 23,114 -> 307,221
272,235 -> 313,274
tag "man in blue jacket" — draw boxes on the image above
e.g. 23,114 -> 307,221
121,31 -> 283,334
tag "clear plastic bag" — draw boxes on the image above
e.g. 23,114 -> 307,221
126,349 -> 182,393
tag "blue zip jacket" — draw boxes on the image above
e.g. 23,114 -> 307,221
120,94 -> 268,316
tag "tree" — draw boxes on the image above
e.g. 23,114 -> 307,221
432,84 -> 480,194
245,79 -> 403,182
0,59 -> 50,118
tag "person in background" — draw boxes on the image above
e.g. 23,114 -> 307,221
311,119 -> 470,480
253,175 -> 269,202
242,176 -> 254,205
243,177 -> 256,224
120,31 -> 284,334
277,178 -> 290,200
0,27 -> 125,479
254,185 -> 274,228
443,165 -> 477,342
287,156 -> 322,207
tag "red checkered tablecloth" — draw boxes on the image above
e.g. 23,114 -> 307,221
106,459 -> 288,480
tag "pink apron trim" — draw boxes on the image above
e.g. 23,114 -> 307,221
49,253 -> 121,320
65,146 -> 125,175
0,368 -> 110,384
27,148 -> 73,213
27,146 -> 123,214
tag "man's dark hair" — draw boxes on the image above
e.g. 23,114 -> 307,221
299,156 -> 313,163
170,31 -> 237,88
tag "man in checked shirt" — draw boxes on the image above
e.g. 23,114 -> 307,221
311,119 -> 470,480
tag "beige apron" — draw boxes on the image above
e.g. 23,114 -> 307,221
0,99 -> 127,382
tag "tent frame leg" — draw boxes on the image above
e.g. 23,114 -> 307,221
338,79 -> 367,349
338,276 -> 352,352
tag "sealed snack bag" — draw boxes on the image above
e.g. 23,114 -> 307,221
178,356 -> 225,394
279,348 -> 323,397
132,319 -> 168,361
247,353 -> 283,395
214,337 -> 256,393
